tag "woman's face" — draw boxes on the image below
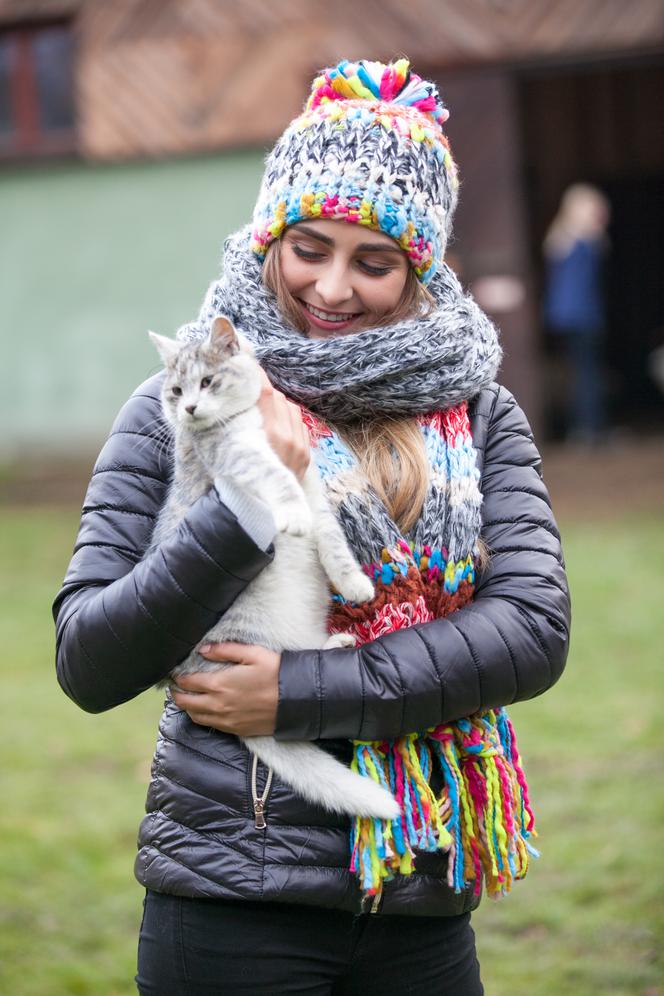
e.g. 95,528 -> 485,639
279,219 -> 410,338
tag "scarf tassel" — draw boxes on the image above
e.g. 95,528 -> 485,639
350,708 -> 537,899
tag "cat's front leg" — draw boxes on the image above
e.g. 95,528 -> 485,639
323,632 -> 357,650
204,429 -> 311,537
320,529 -> 374,604
302,468 -> 374,603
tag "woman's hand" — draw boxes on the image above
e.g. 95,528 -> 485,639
170,642 -> 280,736
257,369 -> 310,481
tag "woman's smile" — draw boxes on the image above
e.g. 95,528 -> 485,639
280,219 -> 410,338
298,299 -> 363,332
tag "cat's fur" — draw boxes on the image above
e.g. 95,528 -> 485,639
148,316 -> 399,821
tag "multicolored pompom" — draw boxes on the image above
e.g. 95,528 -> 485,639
306,58 -> 450,130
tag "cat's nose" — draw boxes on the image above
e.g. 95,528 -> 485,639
185,404 -> 197,415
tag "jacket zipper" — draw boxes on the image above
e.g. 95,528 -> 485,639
250,753 -> 273,829
361,883 -> 384,914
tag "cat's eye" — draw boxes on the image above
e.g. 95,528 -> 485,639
172,386 -> 182,396
200,377 -> 212,389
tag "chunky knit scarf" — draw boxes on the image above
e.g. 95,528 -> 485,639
180,226 -> 502,421
180,227 -> 536,899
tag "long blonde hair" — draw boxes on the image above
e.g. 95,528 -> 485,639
263,238 -> 433,534
543,183 -> 610,259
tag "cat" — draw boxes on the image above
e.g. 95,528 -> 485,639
147,316 -> 399,823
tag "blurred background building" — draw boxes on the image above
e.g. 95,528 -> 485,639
1,0 -> 663,463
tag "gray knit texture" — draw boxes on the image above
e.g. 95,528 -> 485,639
177,226 -> 502,422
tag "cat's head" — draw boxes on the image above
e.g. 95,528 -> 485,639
149,316 -> 261,431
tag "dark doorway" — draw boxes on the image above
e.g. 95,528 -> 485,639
518,58 -> 664,436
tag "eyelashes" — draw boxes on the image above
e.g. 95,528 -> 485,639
358,261 -> 393,276
290,242 -> 395,277
291,243 -> 324,261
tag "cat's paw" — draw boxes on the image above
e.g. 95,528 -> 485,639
338,573 -> 375,604
324,632 -> 357,650
274,504 -> 311,537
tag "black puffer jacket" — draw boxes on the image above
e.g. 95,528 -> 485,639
53,375 -> 570,916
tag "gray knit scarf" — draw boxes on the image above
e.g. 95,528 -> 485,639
177,225 -> 501,420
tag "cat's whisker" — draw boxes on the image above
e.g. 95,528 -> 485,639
152,433 -> 175,469
138,414 -> 171,437
135,423 -> 174,471
135,426 -> 172,455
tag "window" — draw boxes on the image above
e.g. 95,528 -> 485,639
0,21 -> 75,157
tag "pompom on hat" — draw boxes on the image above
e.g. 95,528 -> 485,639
251,58 -> 459,285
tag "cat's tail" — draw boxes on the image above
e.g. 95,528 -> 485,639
244,736 -> 400,820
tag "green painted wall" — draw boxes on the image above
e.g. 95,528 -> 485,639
1,151 -> 265,459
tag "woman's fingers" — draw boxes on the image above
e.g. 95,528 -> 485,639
286,398 -> 311,480
197,641 -> 252,662
257,372 -> 310,480
170,642 -> 280,736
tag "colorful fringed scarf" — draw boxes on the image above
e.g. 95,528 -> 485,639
302,404 -> 538,901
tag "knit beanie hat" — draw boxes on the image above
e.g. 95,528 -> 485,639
250,58 -> 458,285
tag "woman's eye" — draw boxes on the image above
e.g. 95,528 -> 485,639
358,261 -> 393,276
292,243 -> 325,261
200,377 -> 212,389
172,386 -> 182,396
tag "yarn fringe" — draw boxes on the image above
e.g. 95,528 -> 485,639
350,708 -> 537,899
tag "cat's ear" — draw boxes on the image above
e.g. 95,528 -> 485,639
148,331 -> 181,366
208,315 -> 239,354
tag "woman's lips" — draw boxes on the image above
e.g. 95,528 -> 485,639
299,299 -> 362,332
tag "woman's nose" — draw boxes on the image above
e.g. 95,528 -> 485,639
315,263 -> 354,307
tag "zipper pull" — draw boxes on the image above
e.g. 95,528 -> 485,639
253,797 -> 267,830
369,889 -> 383,913
250,754 -> 273,830
370,885 -> 383,914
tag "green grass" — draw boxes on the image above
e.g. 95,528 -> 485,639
1,507 -> 663,994
1,508 -> 163,994
473,516 -> 664,995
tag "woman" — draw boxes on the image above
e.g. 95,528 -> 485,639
54,59 -> 570,995
543,182 -> 611,443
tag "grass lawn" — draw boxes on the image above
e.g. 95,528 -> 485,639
1,506 -> 663,994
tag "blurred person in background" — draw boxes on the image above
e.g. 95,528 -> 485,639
543,183 -> 611,445
54,59 -> 570,995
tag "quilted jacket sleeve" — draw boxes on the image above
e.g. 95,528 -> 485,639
275,384 -> 571,741
53,375 -> 273,714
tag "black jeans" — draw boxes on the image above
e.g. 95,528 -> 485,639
136,890 -> 483,995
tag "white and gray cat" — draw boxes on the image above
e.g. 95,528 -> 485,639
148,316 -> 399,823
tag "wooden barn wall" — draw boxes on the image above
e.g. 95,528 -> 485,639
440,69 -> 542,429
0,0 -> 80,23
521,62 -> 664,228
62,0 -> 664,161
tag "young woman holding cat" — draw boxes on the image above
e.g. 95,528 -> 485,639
54,59 -> 570,995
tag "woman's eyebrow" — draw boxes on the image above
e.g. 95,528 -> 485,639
355,243 -> 402,254
292,225 -> 334,245
291,225 -> 402,254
